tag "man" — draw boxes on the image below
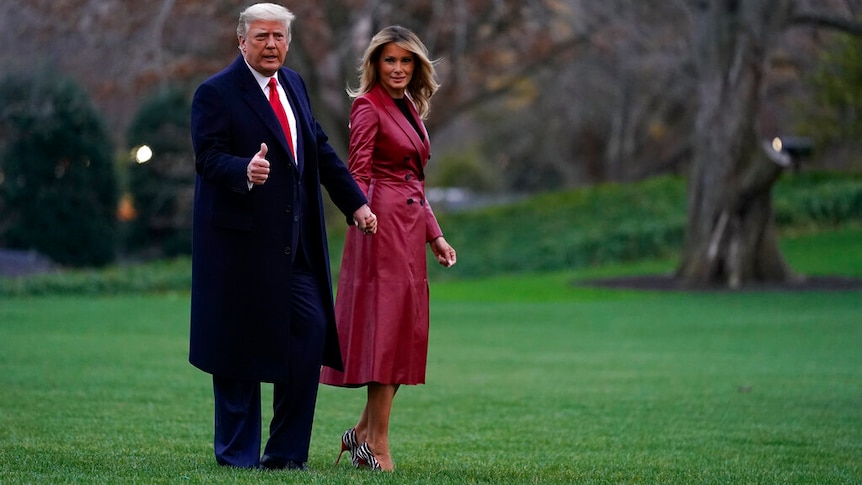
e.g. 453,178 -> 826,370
189,2 -> 376,470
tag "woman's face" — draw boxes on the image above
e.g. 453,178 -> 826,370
376,43 -> 415,98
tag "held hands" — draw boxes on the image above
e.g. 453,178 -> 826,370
247,143 -> 271,185
353,204 -> 377,235
431,237 -> 457,268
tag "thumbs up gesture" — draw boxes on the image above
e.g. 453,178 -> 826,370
247,143 -> 271,185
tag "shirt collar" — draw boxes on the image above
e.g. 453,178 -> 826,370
243,59 -> 278,92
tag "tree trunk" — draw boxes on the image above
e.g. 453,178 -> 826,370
676,0 -> 799,288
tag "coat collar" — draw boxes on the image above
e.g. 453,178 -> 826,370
368,83 -> 430,163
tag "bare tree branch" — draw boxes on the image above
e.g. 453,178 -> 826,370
789,12 -> 862,35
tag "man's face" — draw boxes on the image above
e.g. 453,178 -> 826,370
239,20 -> 289,77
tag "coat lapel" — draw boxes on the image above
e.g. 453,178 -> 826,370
234,57 -> 298,169
277,70 -> 305,171
371,85 -> 430,166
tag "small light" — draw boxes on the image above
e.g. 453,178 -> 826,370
771,137 -> 783,152
134,145 -> 153,164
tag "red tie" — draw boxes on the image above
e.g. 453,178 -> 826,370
268,77 -> 295,159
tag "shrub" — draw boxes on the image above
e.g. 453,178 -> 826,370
125,86 -> 194,257
432,176 -> 689,278
773,172 -> 862,227
0,72 -> 117,267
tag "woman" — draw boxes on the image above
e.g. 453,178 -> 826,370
320,25 -> 457,472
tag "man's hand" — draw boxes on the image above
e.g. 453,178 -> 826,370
352,204 -> 377,235
247,143 -> 270,185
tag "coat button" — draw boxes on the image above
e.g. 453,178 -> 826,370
294,215 -> 300,222
404,156 -> 410,161
285,205 -> 292,213
284,246 -> 292,255
407,198 -> 414,205
405,174 -> 411,181
420,199 -> 425,206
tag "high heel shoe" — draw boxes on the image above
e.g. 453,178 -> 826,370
334,428 -> 358,466
354,442 -> 382,471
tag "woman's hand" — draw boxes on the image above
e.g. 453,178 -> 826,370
352,204 -> 377,235
430,237 -> 456,267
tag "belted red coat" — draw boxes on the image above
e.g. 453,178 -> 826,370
320,83 -> 444,386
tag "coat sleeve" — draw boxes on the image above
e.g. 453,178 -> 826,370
424,200 -> 443,242
190,82 -> 252,194
314,121 -> 369,223
346,97 -> 378,196
293,77 -> 367,222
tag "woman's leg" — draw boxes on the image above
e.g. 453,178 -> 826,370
355,383 -> 399,470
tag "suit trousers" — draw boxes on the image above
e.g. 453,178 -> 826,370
212,261 -> 329,467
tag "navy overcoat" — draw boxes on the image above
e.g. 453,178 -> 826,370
189,55 -> 366,381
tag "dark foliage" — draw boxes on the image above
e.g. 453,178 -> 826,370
0,72 -> 117,267
125,86 -> 195,258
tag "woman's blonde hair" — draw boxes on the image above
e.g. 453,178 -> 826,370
348,25 -> 439,120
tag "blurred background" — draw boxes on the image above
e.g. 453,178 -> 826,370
0,0 -> 859,278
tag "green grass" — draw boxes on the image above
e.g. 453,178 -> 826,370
781,224 -> 862,277
0,229 -> 860,484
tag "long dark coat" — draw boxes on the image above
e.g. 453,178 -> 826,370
189,55 -> 367,382
320,83 -> 443,386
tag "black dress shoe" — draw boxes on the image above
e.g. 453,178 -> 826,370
259,455 -> 309,471
285,461 -> 309,471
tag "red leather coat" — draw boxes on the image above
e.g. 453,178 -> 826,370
321,83 -> 443,386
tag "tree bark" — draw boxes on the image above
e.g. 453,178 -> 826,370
676,0 -> 798,288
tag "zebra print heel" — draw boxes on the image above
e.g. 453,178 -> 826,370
354,442 -> 381,471
335,428 -> 359,466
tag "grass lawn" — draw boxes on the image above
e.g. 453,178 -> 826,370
0,228 -> 860,484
